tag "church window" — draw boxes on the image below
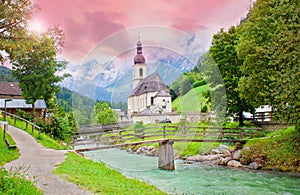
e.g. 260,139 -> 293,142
151,97 -> 154,105
139,68 -> 143,77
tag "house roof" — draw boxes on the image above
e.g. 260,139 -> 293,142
0,98 -> 47,109
0,82 -> 22,96
129,72 -> 171,97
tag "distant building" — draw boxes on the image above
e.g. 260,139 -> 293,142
0,82 -> 47,118
127,38 -> 174,123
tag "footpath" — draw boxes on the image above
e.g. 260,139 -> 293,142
3,125 -> 93,195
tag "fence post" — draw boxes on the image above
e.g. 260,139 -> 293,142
26,121 -> 28,129
163,126 -> 166,138
221,128 -> 224,140
38,127 -> 41,137
184,126 -> 186,138
32,124 -> 34,134
239,128 -> 243,140
142,128 -> 144,141
14,116 -> 16,125
119,130 -> 122,144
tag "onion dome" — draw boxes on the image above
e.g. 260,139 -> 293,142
134,36 -> 146,64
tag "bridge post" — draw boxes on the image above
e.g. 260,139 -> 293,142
158,140 -> 175,170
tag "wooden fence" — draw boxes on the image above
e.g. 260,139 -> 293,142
74,126 -> 263,148
0,111 -> 42,136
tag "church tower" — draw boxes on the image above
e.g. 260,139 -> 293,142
132,36 -> 147,89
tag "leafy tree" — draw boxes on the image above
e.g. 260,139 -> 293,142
12,29 -> 69,109
209,26 -> 254,126
0,0 -> 35,62
91,101 -> 118,125
237,0 -> 300,131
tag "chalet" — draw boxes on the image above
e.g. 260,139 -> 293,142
0,82 -> 47,117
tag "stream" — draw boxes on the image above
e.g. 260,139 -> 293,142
82,148 -> 300,194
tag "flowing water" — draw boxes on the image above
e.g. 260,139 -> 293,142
83,148 -> 300,195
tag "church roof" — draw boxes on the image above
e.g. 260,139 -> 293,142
129,72 -> 171,97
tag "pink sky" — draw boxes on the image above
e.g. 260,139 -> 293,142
31,0 -> 249,64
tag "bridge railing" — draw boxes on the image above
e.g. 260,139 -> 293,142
74,125 -> 263,147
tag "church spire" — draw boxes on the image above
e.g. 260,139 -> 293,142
134,35 -> 145,64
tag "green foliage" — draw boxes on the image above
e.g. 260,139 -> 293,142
0,0 -> 34,63
0,169 -> 42,195
209,26 -> 254,126
53,152 -> 166,195
12,31 -> 69,109
3,116 -> 67,150
198,53 -> 227,125
41,107 -> 74,143
91,101 -> 118,125
56,87 -> 95,125
170,70 -> 206,98
241,126 -> 300,172
237,0 -> 300,131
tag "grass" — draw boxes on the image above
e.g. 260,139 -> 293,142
3,117 -> 67,150
241,126 -> 300,172
0,169 -> 42,195
53,152 -> 167,195
0,127 -> 19,166
172,85 -> 209,112
0,128 -> 41,194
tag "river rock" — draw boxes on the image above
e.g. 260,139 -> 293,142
136,146 -> 157,156
232,149 -> 242,160
219,144 -> 228,150
227,160 -> 243,168
211,148 -> 221,154
248,162 -> 262,170
218,157 -> 232,165
185,154 -> 224,165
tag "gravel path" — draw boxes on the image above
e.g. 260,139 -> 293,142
3,125 -> 93,195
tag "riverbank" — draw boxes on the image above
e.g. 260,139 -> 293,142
128,126 -> 300,173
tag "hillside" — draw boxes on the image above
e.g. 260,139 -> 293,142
172,84 -> 208,112
0,66 -> 17,82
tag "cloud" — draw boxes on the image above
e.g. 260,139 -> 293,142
63,11 -> 126,63
32,0 -> 249,64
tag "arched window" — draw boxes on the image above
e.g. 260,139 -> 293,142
139,68 -> 143,77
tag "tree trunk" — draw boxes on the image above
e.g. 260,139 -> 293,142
238,110 -> 244,126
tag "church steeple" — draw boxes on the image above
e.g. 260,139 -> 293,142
132,36 -> 147,89
134,36 -> 145,64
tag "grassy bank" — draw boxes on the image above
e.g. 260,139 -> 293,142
53,152 -> 167,195
0,128 -> 19,166
241,126 -> 300,172
2,117 -> 67,150
172,85 -> 208,112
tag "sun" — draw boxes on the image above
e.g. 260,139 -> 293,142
28,19 -> 46,33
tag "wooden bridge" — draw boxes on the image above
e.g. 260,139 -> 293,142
73,125 -> 263,170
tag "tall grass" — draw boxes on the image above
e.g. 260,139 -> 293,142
53,152 -> 167,195
0,169 -> 42,195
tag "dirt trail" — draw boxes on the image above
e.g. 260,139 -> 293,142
3,125 -> 93,195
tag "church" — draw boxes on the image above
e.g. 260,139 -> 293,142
127,38 -> 173,123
